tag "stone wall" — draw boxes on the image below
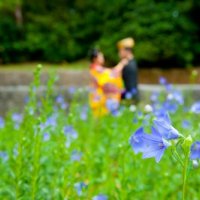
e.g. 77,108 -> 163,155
0,69 -> 200,115
0,70 -> 90,86
1,67 -> 200,86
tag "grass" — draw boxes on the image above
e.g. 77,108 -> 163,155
0,60 -> 89,71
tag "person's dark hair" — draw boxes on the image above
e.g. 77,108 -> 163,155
89,48 -> 100,61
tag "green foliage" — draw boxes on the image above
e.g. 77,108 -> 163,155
0,67 -> 200,199
0,0 -> 200,66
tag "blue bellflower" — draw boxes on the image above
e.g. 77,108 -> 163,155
12,113 -> 23,123
162,101 -> 178,113
92,194 -> 108,200
40,114 -> 58,131
56,95 -> 65,104
141,127 -> 170,163
43,133 -> 50,141
159,76 -> 167,85
106,99 -> 119,113
71,150 -> 82,161
74,182 -> 87,196
191,101 -> 200,114
153,114 -> 180,140
64,125 -> 78,148
0,151 -> 9,162
46,115 -> 57,127
170,90 -> 184,105
56,95 -> 68,110
130,127 -> 170,163
182,120 -> 191,129
0,116 -> 5,128
64,125 -> 78,139
159,76 -> 173,91
125,92 -> 132,100
150,91 -> 159,102
190,141 -> 200,160
68,86 -> 76,95
153,108 -> 168,119
12,113 -> 23,129
80,105 -> 88,121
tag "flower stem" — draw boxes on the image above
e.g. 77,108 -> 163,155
174,150 -> 184,167
182,150 -> 190,200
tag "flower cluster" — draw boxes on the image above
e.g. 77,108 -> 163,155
150,77 -> 185,116
130,113 -> 200,164
12,113 -> 23,129
55,94 -> 68,110
63,125 -> 78,148
130,114 -> 179,162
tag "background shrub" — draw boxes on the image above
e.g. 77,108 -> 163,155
0,0 -> 200,67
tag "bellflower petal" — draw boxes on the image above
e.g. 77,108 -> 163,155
154,115 -> 180,140
130,127 -> 146,154
130,127 -> 170,162
141,128 -> 170,162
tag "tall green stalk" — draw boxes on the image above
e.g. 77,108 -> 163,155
182,153 -> 189,200
182,136 -> 192,200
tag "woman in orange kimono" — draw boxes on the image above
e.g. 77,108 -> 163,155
89,49 -> 127,117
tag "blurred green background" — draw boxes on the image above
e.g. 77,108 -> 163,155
0,0 -> 200,67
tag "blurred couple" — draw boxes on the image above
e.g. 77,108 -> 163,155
89,37 -> 139,116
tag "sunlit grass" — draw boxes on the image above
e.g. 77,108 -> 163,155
0,60 -> 89,71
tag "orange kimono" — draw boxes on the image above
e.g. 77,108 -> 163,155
89,64 -> 123,117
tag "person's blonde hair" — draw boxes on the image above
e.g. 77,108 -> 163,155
117,37 -> 135,49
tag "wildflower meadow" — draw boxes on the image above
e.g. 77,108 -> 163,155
0,66 -> 200,200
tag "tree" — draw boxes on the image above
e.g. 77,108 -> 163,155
0,0 -> 199,66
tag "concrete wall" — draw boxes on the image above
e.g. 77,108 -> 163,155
0,70 -> 90,86
0,70 -> 200,115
